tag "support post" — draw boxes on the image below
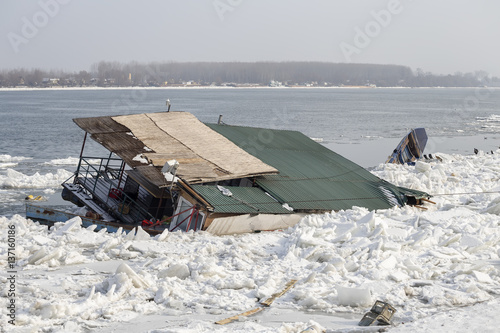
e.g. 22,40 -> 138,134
76,132 -> 88,180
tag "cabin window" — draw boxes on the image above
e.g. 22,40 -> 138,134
170,196 -> 205,232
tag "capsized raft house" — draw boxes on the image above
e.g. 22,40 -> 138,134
27,111 -> 429,235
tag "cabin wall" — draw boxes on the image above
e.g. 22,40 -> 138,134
124,176 -> 173,220
203,212 -> 243,230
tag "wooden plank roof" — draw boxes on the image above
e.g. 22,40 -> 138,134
73,112 -> 278,187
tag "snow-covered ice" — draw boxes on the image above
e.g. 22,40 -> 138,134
2,150 -> 500,332
0,155 -> 32,163
43,157 -> 101,166
0,169 -> 73,189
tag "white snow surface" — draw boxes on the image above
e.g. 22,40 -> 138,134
132,154 -> 149,164
2,151 -> 500,332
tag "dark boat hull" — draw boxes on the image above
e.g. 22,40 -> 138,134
386,128 -> 427,165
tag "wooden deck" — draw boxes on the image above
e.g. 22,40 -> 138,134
62,182 -> 116,222
26,203 -> 168,235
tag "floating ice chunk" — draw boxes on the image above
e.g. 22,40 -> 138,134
87,286 -> 95,301
0,162 -> 17,168
411,230 -> 433,247
357,211 -> 375,228
134,226 -> 150,240
379,255 -> 398,270
124,228 -> 137,240
99,238 -> 120,251
460,235 -> 483,248
36,248 -> 64,265
304,271 -> 317,283
439,234 -> 461,247
40,302 -> 70,319
158,264 -> 190,280
403,258 -> 424,273
214,276 -> 255,290
1,168 -> 73,188
484,196 -> 500,215
115,263 -> 150,288
107,284 -> 117,298
390,270 -> 410,282
0,154 -> 31,162
28,248 -> 48,264
155,229 -> 169,242
415,161 -> 431,173
298,294 -> 330,310
54,217 -> 82,236
344,261 -> 359,272
336,285 -> 372,307
301,320 -> 326,333
44,157 -> 80,166
473,271 -> 494,283
32,235 -> 53,246
382,241 -> 402,252
63,251 -> 87,265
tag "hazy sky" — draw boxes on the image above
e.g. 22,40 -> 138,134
1,0 -> 499,76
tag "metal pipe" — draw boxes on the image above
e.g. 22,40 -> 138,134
185,207 -> 195,231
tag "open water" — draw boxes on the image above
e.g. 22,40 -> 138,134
1,87 -> 500,217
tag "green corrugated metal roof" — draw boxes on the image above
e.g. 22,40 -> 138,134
190,185 -> 291,214
205,123 -> 428,212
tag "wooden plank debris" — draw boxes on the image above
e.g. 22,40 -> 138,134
215,307 -> 263,325
260,279 -> 298,307
215,279 -> 297,325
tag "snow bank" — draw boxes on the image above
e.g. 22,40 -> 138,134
2,150 -> 500,332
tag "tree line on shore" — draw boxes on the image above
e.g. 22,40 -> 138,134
0,61 -> 495,88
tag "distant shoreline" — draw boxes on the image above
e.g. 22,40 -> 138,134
0,86 -> 495,92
